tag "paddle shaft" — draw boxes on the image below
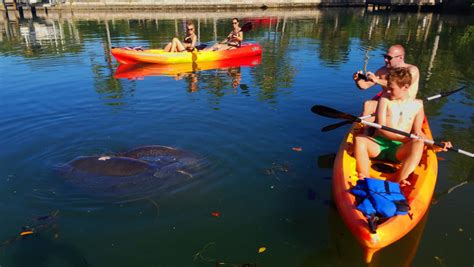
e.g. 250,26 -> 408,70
312,105 -> 474,158
425,86 -> 465,101
357,119 -> 474,157
321,86 -> 466,132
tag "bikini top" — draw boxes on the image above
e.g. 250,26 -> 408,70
184,34 -> 195,44
228,29 -> 241,46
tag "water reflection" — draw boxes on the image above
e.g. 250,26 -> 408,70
114,55 -> 260,96
1,18 -> 81,56
114,56 -> 261,80
2,10 -> 472,98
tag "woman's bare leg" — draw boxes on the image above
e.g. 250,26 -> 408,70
164,42 -> 172,52
174,39 -> 186,52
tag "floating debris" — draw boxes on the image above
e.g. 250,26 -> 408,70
193,242 -> 216,262
19,230 -> 34,236
433,256 -> 447,266
263,162 -> 289,180
176,169 -> 193,178
211,212 -> 221,218
258,247 -> 267,253
292,147 -> 303,152
193,242 -> 257,267
0,210 -> 60,249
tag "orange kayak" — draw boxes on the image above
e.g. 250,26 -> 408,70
111,43 -> 262,65
332,118 -> 437,263
114,55 -> 261,79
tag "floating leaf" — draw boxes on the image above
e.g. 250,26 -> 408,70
211,212 -> 220,217
20,231 -> 34,236
258,247 -> 266,253
292,147 -> 302,152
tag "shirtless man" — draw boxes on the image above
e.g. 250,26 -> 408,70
354,68 -> 425,185
353,44 -> 420,119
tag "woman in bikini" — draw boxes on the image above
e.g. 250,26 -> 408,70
205,18 -> 243,51
164,22 -> 197,53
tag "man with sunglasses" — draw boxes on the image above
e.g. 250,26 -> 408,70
353,44 -> 420,100
353,45 -> 420,124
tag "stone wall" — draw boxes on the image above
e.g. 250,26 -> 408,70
58,0 -> 366,9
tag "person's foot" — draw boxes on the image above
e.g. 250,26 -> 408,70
399,179 -> 411,187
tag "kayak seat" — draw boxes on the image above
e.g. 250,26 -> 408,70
195,44 -> 208,51
371,162 -> 398,174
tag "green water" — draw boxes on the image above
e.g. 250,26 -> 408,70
0,8 -> 473,267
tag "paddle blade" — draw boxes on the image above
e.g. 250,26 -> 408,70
240,22 -> 253,33
321,120 -> 352,132
311,105 -> 358,121
440,86 -> 465,97
425,86 -> 465,101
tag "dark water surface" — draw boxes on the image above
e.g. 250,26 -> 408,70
0,8 -> 473,267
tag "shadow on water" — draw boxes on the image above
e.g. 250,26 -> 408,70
3,234 -> 88,267
301,205 -> 430,267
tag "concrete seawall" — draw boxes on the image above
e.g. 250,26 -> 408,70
56,0 -> 364,10
21,8 -> 330,20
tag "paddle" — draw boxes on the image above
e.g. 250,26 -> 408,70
240,22 -> 253,33
321,86 -> 466,132
311,105 -> 474,158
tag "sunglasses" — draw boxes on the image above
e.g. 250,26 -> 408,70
187,28 -> 194,31
383,54 -> 401,61
232,22 -> 238,24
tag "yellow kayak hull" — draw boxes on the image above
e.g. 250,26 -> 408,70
111,43 -> 262,65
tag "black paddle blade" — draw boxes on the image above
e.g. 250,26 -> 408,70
321,120 -> 352,132
440,86 -> 465,98
240,22 -> 253,33
310,105 -> 358,121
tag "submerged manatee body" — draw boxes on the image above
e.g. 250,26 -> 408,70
65,156 -> 153,177
61,146 -> 205,198
122,145 -> 205,180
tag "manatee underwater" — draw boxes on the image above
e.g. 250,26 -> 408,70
59,145 -> 206,198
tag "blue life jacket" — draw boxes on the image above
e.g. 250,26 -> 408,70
351,178 -> 409,218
